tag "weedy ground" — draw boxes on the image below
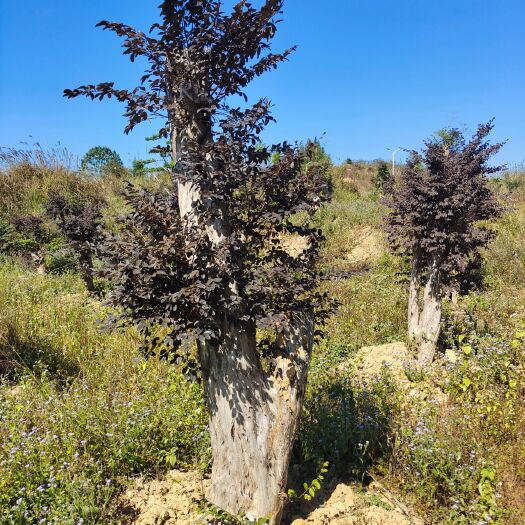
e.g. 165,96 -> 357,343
0,154 -> 524,524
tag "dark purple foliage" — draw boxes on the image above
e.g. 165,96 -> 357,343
384,121 -> 504,287
45,193 -> 103,293
65,1 -> 330,349
64,0 -> 295,144
11,215 -> 46,242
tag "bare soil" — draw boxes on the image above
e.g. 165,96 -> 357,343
346,226 -> 383,266
116,470 -> 423,524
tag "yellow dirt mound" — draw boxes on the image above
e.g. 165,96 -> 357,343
118,471 -> 423,525
346,226 -> 383,266
347,342 -> 412,386
288,480 -> 422,525
117,470 -> 208,525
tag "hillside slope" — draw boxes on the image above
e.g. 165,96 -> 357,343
0,155 -> 524,524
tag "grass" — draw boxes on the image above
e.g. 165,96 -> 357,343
0,263 -> 208,524
0,155 -> 524,524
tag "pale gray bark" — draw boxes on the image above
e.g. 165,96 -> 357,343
408,254 -> 443,367
416,258 -> 442,366
199,313 -> 313,523
171,89 -> 314,523
407,253 -> 421,341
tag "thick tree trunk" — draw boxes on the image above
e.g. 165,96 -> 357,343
199,312 -> 313,523
407,251 -> 443,366
407,253 -> 421,341
416,259 -> 442,366
409,256 -> 442,367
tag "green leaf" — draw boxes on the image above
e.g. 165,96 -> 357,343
462,344 -> 473,355
481,466 -> 495,481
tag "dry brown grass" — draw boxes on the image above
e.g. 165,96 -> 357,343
333,163 -> 376,197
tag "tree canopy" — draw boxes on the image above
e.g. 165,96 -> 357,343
66,0 -> 330,347
384,121 -> 504,286
80,146 -> 123,176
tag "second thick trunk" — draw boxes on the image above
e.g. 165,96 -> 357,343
408,255 -> 443,366
416,261 -> 442,366
408,254 -> 421,340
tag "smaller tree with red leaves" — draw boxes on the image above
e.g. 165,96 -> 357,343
384,122 -> 504,366
45,193 -> 103,294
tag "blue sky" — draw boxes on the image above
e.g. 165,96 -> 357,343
1,0 -> 524,167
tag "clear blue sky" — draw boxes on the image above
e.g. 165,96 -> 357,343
1,0 -> 524,167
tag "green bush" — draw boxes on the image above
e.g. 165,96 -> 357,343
44,249 -> 77,275
299,356 -> 400,480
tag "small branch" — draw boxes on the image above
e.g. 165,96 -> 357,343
367,473 -> 417,525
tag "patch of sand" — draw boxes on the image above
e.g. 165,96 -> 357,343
281,234 -> 310,258
346,227 -> 383,266
346,342 -> 412,386
117,470 -> 209,525
117,471 -> 423,525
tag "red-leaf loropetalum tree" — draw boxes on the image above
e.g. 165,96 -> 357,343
45,193 -> 103,294
65,2 -> 330,522
384,122 -> 503,366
